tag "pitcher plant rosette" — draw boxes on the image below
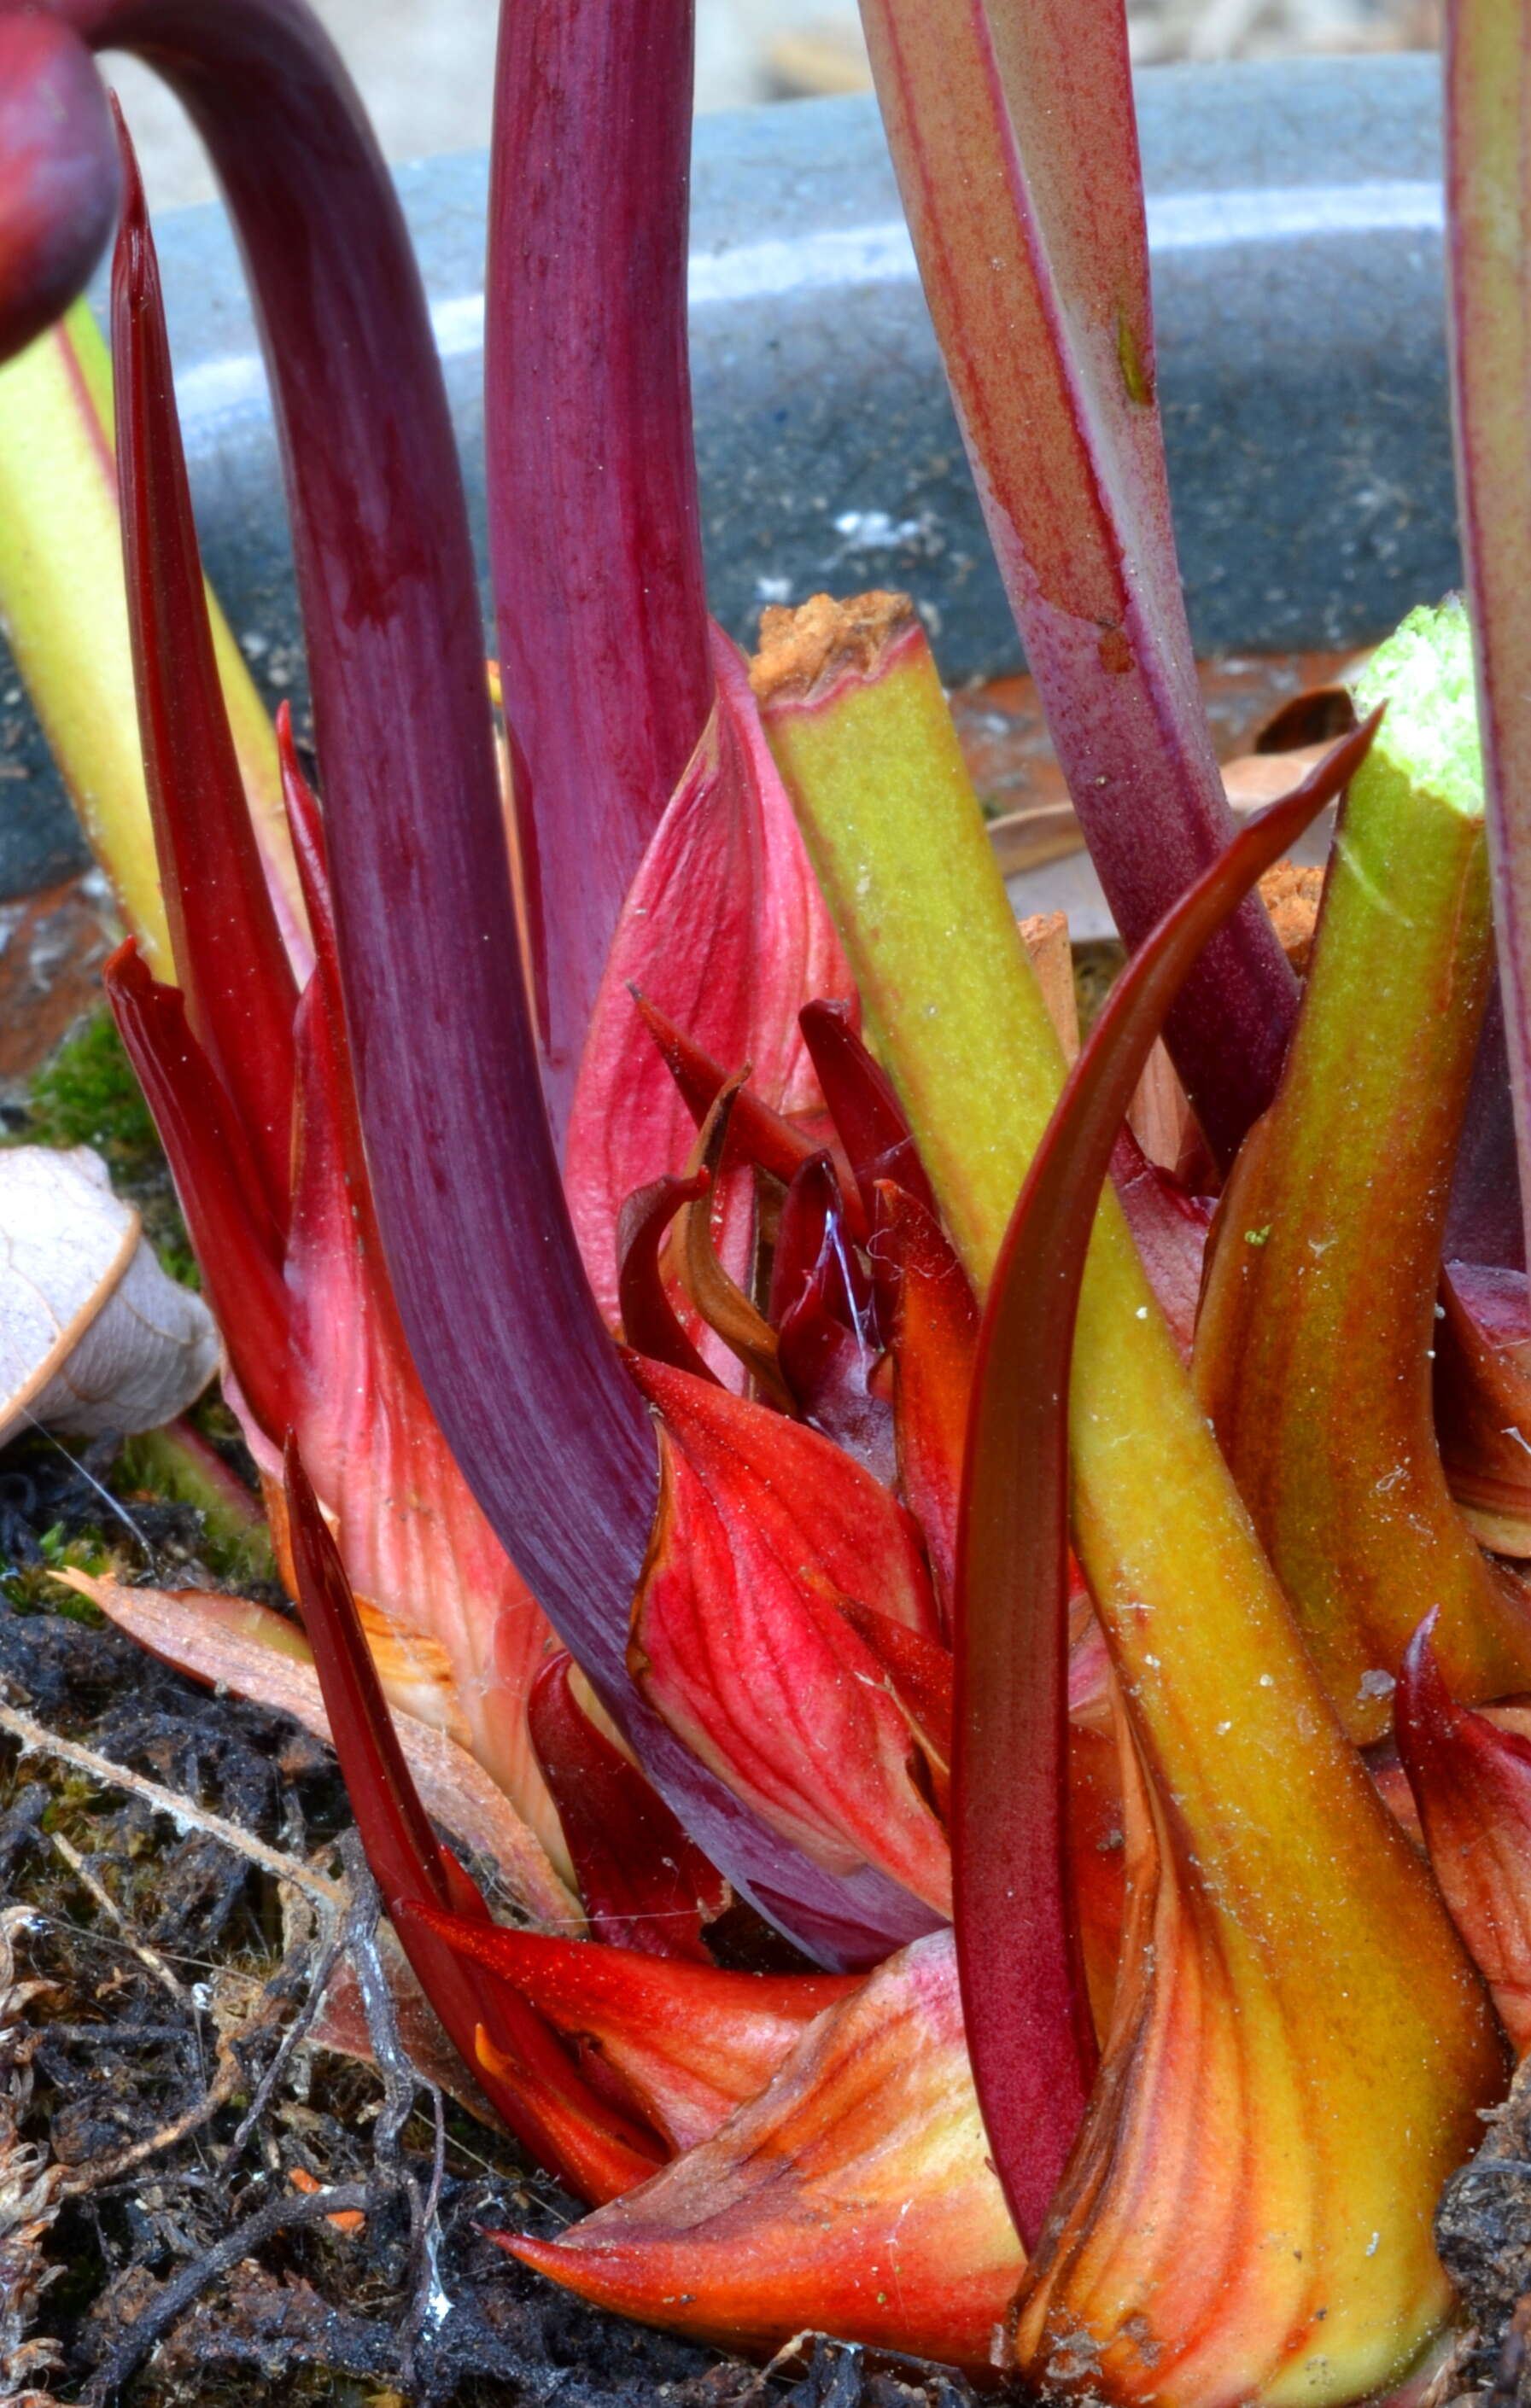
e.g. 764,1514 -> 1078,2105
7,0 -> 1531,2397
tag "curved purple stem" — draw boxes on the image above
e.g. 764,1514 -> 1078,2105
488,0 -> 713,1137
0,15 -> 119,361
0,0 -> 920,1968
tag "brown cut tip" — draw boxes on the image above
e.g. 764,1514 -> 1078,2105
750,591 -> 917,711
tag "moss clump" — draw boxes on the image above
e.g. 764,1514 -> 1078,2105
19,1010 -> 195,1281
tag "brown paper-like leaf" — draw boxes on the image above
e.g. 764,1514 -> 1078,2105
0,1146 -> 218,1445
55,1571 -> 580,1932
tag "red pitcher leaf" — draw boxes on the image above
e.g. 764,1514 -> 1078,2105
1193,622 -> 1531,1739
1397,1616 -> 1531,2052
799,999 -> 938,1229
102,938 -> 290,1445
1444,0 -> 1531,1278
630,1425 -> 950,1915
503,1931 -> 1021,2376
53,1570 -> 581,1934
1437,1260 -> 1531,1555
486,0 -> 710,1134
958,729 -> 1387,2252
529,1655 -> 726,1962
566,628 -> 854,1330
284,1444 -> 663,2204
874,1183 -> 979,1629
628,1356 -> 940,1646
407,1904 -> 854,2153
615,1171 -> 718,1385
284,953 -> 564,1869
857,3 -> 1296,1165
112,122 -> 298,1232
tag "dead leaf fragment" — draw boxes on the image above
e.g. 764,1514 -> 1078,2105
0,1147 -> 218,1447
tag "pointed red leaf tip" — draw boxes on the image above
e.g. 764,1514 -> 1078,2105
799,999 -> 938,1228
629,990 -> 862,1209
565,627 -> 855,1326
406,1903 -> 855,2152
528,1656 -> 725,1962
874,1182 -> 979,1630
501,1931 -> 1023,2376
1397,1612 -> 1531,2051
859,0 -> 1297,1167
955,717 -> 1379,2251
110,111 -> 298,1233
0,15 -> 119,362
627,1358 -> 950,1917
102,939 -> 291,1443
487,0 -> 713,1135
616,1169 -> 719,1385
281,1440 -> 664,2205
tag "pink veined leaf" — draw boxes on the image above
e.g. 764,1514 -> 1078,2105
565,627 -> 855,1331
527,1654 -> 727,1962
627,1357 -> 950,1916
407,1902 -> 856,2153
283,926 -> 566,1868
956,725 -> 1376,2249
858,0 -> 1296,1165
486,0 -> 712,1135
502,1931 -> 1024,2376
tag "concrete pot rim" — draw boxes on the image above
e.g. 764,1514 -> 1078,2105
1,51 -> 1454,901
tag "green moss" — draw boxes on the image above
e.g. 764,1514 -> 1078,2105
1,1523 -> 114,1618
20,1010 -> 196,1281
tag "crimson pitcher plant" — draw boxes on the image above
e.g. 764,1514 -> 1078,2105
5,0 -> 1531,2399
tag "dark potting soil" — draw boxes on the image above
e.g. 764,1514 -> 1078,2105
0,1436 -> 981,2408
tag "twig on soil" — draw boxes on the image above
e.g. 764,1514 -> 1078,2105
79,2179 -> 371,2403
222,1927 -> 343,2165
47,1952 -> 307,2203
335,1830 -> 451,2370
0,1700 -> 343,1904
